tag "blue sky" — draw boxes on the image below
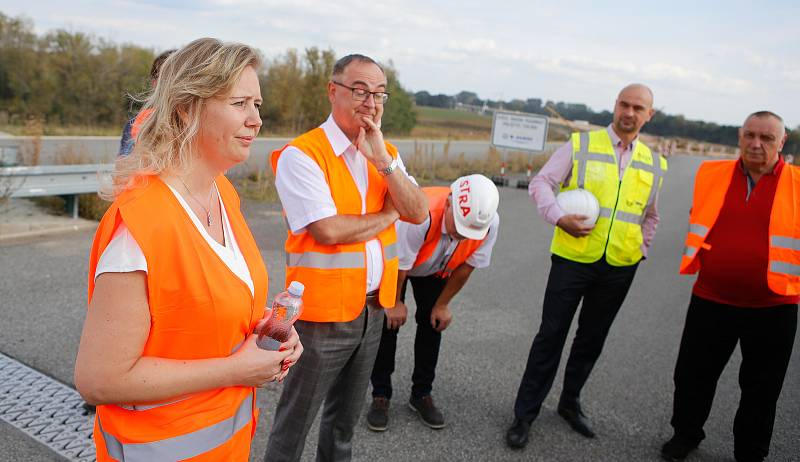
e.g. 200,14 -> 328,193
2,0 -> 798,127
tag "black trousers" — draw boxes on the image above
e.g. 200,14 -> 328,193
513,254 -> 639,423
670,295 -> 797,462
371,275 -> 447,400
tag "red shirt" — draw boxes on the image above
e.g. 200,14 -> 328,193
693,157 -> 800,307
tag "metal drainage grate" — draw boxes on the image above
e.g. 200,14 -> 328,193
0,352 -> 95,462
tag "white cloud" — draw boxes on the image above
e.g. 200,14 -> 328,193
2,0 -> 797,125
447,38 -> 497,53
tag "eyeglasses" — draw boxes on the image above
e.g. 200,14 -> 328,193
332,81 -> 389,104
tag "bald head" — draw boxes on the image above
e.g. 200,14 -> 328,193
618,83 -> 654,107
613,83 -> 655,138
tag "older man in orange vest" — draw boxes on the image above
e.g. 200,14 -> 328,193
265,54 -> 427,462
662,111 -> 799,462
366,174 -> 500,432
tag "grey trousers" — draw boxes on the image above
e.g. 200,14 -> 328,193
264,304 -> 384,462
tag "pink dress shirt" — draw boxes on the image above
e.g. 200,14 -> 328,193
528,125 -> 660,257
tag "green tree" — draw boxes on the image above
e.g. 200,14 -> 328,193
784,126 -> 800,157
0,13 -> 39,119
300,47 -> 335,130
381,62 -> 415,136
261,49 -> 304,133
0,12 -> 420,137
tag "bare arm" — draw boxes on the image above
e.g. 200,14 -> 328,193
385,269 -> 408,330
74,271 -> 296,405
430,263 -> 475,332
382,163 -> 428,224
306,200 -> 399,246
358,117 -> 428,224
435,263 -> 474,307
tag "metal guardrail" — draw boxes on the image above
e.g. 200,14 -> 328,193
0,146 -> 18,166
0,164 -> 113,218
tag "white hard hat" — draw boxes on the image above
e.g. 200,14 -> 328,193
450,174 -> 499,240
556,189 -> 600,225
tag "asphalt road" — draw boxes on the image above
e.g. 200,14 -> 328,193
0,137 -> 561,171
0,154 -> 798,461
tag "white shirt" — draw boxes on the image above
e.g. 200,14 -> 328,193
274,114 -> 415,293
399,213 -> 500,277
95,182 -> 255,297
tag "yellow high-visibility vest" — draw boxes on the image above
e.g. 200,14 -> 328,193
551,129 -> 667,266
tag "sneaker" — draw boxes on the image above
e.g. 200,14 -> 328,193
408,395 -> 445,429
661,434 -> 700,461
366,397 -> 390,432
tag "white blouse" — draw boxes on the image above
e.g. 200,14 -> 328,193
94,182 -> 255,297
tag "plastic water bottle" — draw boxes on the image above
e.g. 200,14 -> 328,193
256,281 -> 304,351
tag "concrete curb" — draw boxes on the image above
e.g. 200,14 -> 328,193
0,221 -> 97,245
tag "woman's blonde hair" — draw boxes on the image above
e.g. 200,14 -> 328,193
104,38 -> 261,199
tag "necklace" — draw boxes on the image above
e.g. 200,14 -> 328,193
177,177 -> 216,227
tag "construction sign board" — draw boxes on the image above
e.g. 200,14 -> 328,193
490,111 -> 549,152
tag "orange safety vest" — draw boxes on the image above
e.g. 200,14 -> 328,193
87,175 -> 268,461
130,108 -> 153,141
413,187 -> 487,277
680,159 -> 800,296
271,128 -> 399,322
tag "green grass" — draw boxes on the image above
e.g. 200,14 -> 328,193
410,106 -> 492,140
0,124 -> 122,136
416,106 -> 491,124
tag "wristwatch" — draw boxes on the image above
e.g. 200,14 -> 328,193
379,157 -> 399,176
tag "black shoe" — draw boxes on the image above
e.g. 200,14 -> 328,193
366,396 -> 390,432
557,406 -> 595,438
408,395 -> 445,429
505,418 -> 531,449
661,435 -> 699,461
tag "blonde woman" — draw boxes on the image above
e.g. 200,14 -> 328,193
74,38 -> 302,461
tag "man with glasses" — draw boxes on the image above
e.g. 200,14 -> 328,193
265,54 -> 428,462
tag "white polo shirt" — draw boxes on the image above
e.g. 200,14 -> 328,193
274,114 -> 415,293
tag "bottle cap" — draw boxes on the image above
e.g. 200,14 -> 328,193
287,281 -> 305,297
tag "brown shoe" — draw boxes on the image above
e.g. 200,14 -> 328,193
408,395 -> 445,429
366,396 -> 390,431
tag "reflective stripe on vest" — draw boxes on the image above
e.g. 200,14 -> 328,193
688,223 -> 709,238
286,245 -> 396,270
287,251 -> 365,269
100,393 -> 253,461
615,210 -> 642,224
772,236 -> 800,251
384,242 -> 397,260
770,261 -> 800,276
575,132 -> 615,189
630,159 -> 666,209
